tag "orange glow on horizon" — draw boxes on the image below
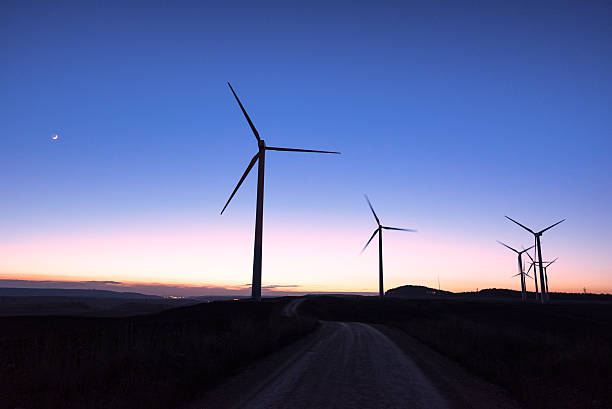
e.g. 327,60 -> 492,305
1,222 -> 610,296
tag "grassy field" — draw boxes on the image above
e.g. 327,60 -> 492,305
2,295 -> 609,409
0,298 -> 317,409
0,295 -> 197,317
300,296 -> 612,409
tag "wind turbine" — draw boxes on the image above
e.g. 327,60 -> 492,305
505,216 -> 565,304
513,268 -> 533,297
542,257 -> 558,297
497,241 -> 534,302
221,83 -> 340,301
361,195 -> 416,299
527,257 -> 558,300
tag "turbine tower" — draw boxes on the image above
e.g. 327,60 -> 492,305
542,257 -> 558,297
497,241 -> 534,302
361,195 -> 416,299
221,83 -> 340,301
524,249 -> 540,300
505,216 -> 564,304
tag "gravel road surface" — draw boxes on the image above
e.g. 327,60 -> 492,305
187,298 -> 520,409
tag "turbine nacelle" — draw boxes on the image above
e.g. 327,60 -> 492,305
221,83 -> 340,216
361,195 -> 416,253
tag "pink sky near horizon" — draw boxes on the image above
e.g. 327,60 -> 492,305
1,220 -> 610,296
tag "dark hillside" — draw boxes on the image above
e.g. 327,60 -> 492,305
386,285 -> 612,302
386,284 -> 453,297
0,295 -> 194,317
0,298 -> 317,409
0,287 -> 161,298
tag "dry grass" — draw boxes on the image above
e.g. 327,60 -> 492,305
0,299 -> 317,409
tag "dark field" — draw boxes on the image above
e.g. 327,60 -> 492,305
0,298 -> 317,409
0,295 -> 196,317
2,295 -> 610,409
300,296 -> 612,409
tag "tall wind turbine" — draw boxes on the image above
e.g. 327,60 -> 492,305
497,241 -> 534,302
221,83 -> 340,301
505,216 -> 564,304
361,195 -> 416,299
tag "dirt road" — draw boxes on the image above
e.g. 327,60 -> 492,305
187,299 -> 520,409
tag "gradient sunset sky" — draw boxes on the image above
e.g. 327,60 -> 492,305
1,1 -> 611,296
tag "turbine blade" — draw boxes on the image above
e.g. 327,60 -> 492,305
364,195 -> 380,225
522,246 -> 535,262
382,226 -> 417,232
527,263 -> 534,273
525,273 -> 533,280
361,228 -> 379,253
547,257 -> 559,266
539,219 -> 565,234
519,244 -> 535,254
265,146 -> 341,154
497,240 -> 518,253
505,216 -> 535,234
220,153 -> 259,215
511,273 -> 521,278
227,82 -> 261,142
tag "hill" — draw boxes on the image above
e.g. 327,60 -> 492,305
386,285 -> 612,301
0,287 -> 160,299
386,285 -> 452,298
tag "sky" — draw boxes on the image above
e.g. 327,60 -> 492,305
1,0 -> 611,296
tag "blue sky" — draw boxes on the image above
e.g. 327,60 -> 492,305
1,1 -> 611,294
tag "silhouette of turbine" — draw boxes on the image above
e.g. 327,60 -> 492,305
497,241 -> 534,302
361,195 -> 416,299
510,267 -> 533,295
221,83 -> 340,301
541,258 -> 558,296
505,216 -> 564,304
527,256 -> 558,299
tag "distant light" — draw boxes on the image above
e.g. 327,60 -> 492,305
52,133 -> 59,140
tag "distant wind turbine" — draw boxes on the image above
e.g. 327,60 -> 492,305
221,82 -> 340,301
543,258 -> 558,294
527,257 -> 558,300
361,195 -> 416,299
505,216 -> 564,304
497,241 -> 534,302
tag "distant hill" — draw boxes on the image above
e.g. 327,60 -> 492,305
0,287 -> 161,299
386,285 -> 612,301
386,285 -> 453,298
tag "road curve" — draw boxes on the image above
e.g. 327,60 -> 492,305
281,297 -> 306,317
190,320 -> 450,409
